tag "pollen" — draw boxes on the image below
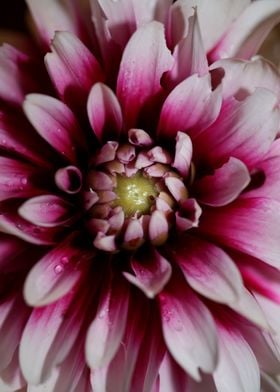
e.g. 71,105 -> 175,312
114,173 -> 158,217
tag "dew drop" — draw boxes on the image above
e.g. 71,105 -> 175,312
98,308 -> 108,319
21,177 -> 28,185
54,264 -> 64,274
61,256 -> 70,265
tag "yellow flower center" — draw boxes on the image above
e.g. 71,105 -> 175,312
114,173 -> 158,216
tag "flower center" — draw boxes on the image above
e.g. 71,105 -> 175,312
114,173 -> 158,217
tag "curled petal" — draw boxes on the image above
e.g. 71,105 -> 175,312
194,157 -> 251,206
124,245 -> 172,298
55,166 -> 82,194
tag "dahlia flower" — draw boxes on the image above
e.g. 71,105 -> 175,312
1,0 -> 280,391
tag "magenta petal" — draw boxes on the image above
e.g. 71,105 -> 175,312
19,290 -> 83,384
0,157 -> 42,202
194,157 -> 251,206
213,325 -> 260,392
158,275 -> 218,380
87,83 -> 123,142
0,212 -> 61,245
209,0 -> 280,61
117,21 -> 173,128
130,309 -> 165,392
195,88 -> 280,169
175,198 -> 202,231
24,93 -> 86,162
167,235 -> 244,304
19,195 -> 73,228
86,275 -> 129,368
0,294 -> 29,372
45,31 -> 104,110
157,74 -> 222,140
23,236 -> 90,306
200,198 -> 280,270
124,245 -> 172,298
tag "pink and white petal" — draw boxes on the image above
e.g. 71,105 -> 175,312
158,353 -> 189,392
91,292 -> 149,392
0,294 -> 30,372
238,323 -> 280,374
55,166 -> 82,194
23,236 -> 91,306
194,157 -> 250,207
0,157 -> 42,202
130,308 -> 165,392
172,132 -> 193,177
18,195 -> 73,228
0,349 -> 26,392
254,293 -> 280,349
0,110 -> 54,168
87,83 -> 123,142
209,0 -> 280,61
229,288 -> 269,330
128,128 -> 153,147
210,57 -> 280,103
243,139 -> 280,202
213,325 -> 260,392
45,31 -> 104,111
0,212 -> 62,245
117,21 -> 173,128
19,289 -> 85,385
86,274 -> 129,369
157,74 -> 222,140
124,245 -> 172,298
195,89 -> 280,169
26,0 -> 79,48
200,198 -> 280,270
158,275 -> 218,381
166,9 -> 208,88
166,235 -> 244,304
186,0 -> 250,52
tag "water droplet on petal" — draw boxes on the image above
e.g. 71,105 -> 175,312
54,264 -> 64,274
61,256 -> 70,265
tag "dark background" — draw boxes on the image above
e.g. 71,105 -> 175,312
0,1 -> 27,31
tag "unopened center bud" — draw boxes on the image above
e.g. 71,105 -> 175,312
114,173 -> 158,217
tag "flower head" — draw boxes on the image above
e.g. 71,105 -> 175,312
1,1 -> 280,391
